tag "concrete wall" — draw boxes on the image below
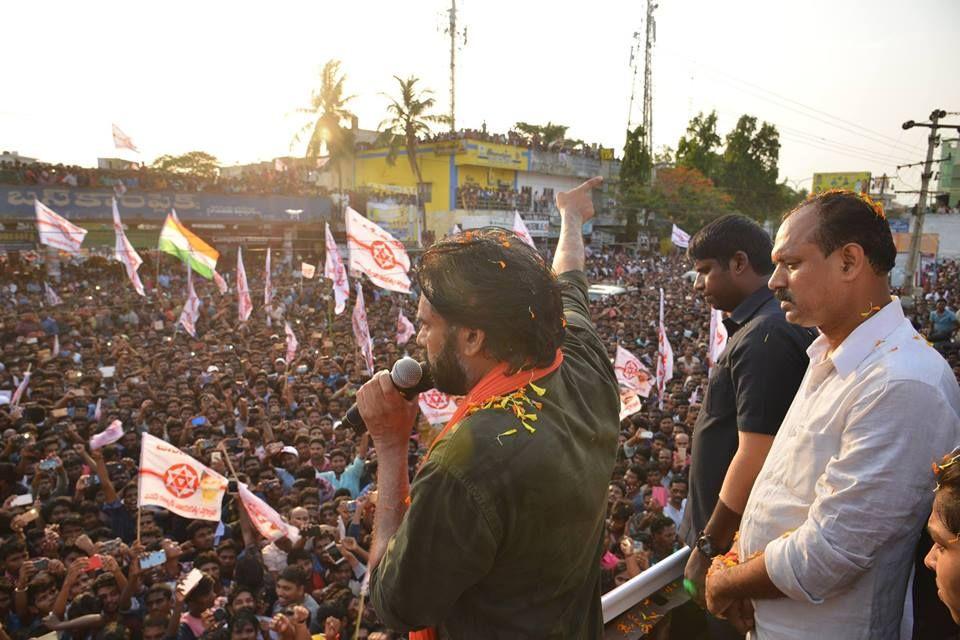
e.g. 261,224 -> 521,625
911,214 -> 960,258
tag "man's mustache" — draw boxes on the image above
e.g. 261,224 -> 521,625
774,288 -> 794,304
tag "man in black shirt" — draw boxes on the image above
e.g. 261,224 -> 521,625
679,215 -> 816,637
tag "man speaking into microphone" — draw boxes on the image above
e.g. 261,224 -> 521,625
357,177 -> 620,639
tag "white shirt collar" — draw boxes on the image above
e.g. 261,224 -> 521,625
807,297 -> 904,379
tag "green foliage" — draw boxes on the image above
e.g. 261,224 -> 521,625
377,76 -> 449,245
618,125 -> 653,238
513,121 -> 569,147
716,115 -> 781,219
292,60 -> 356,164
151,151 -> 219,180
676,111 -> 722,180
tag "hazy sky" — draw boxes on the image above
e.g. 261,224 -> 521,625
3,0 -> 958,204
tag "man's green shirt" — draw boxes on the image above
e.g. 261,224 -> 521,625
370,270 -> 621,639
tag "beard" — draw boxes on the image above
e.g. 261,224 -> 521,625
430,328 -> 469,396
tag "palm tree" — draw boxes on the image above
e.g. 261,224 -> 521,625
376,76 -> 450,246
292,60 -> 356,214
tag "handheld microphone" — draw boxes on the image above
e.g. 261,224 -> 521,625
343,357 -> 433,433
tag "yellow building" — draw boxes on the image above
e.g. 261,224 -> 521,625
355,139 -> 530,236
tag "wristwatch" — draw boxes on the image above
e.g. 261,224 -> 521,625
695,531 -> 725,558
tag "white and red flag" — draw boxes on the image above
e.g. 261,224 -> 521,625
35,200 -> 87,254
112,123 -> 139,153
619,388 -> 644,421
397,309 -> 415,345
178,264 -> 200,338
112,199 -> 145,296
90,420 -> 124,451
212,270 -> 228,295
138,433 -> 227,522
708,308 -> 729,372
352,282 -> 374,374
346,207 -> 411,293
284,321 -> 298,365
238,482 -> 298,542
671,224 -> 690,249
264,248 -> 273,326
418,389 -> 461,425
236,247 -> 253,322
324,223 -> 349,314
512,211 -> 536,249
44,282 -> 62,306
614,345 -> 653,398
10,368 -> 30,408
656,288 -> 674,409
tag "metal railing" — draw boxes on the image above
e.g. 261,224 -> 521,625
602,546 -> 691,624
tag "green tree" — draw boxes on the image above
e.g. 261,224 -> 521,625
676,111 -> 722,180
377,76 -> 450,246
151,151 -> 219,180
513,121 -> 569,147
717,115 -> 781,218
618,125 -> 653,239
292,60 -> 356,209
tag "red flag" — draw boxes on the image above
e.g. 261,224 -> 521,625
418,389 -> 462,425
236,247 -> 253,322
178,264 -> 200,338
10,370 -> 30,408
138,433 -> 227,522
346,207 -> 411,293
708,308 -> 729,371
284,321 -> 298,365
614,345 -> 653,398
352,282 -> 374,374
113,198 -> 145,296
264,248 -> 273,326
90,420 -> 124,450
213,270 -> 228,295
35,200 -> 87,254
397,309 -> 415,345
324,223 -> 349,314
513,211 -> 536,249
112,123 -> 139,153
238,482 -> 298,542
656,288 -> 674,409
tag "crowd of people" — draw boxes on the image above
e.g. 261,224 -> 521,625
0,228 -> 958,638
422,127 -> 610,160
0,161 -> 329,198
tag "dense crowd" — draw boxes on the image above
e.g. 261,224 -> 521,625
0,240 -> 957,640
423,128 -> 609,160
0,162 -> 330,198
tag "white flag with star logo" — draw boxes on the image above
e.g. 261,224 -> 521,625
345,207 -> 411,293
138,433 -> 227,522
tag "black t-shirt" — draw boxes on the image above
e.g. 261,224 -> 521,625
680,287 -> 817,546
370,270 -> 620,639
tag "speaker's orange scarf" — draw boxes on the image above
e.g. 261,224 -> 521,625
409,349 -> 564,640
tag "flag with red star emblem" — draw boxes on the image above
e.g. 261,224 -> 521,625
418,389 -> 462,425
614,344 -> 653,398
345,207 -> 411,294
138,433 -> 227,521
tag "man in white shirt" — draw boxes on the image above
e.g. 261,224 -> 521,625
705,191 -> 960,639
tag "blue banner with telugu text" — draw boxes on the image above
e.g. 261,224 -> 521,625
0,186 -> 333,223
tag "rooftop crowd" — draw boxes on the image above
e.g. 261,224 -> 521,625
0,234 -> 957,639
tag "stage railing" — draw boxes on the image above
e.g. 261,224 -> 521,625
602,546 -> 691,624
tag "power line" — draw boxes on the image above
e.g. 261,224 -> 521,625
660,49 -> 925,154
777,130 -> 910,166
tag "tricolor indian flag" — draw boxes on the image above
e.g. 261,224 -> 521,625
158,210 -> 219,279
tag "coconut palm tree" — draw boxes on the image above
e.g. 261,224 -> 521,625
292,59 -> 356,214
376,75 -> 450,246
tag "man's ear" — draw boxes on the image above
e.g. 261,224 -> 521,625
460,327 -> 486,357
